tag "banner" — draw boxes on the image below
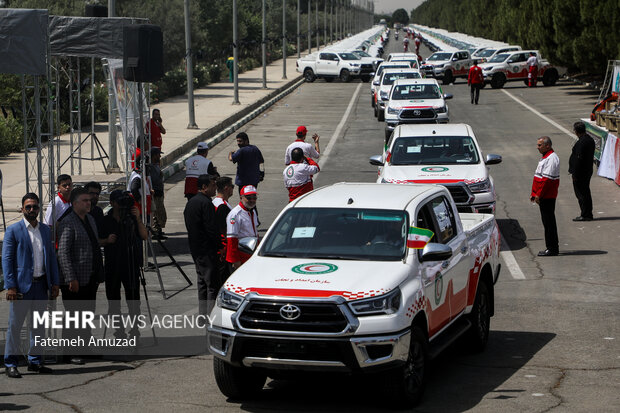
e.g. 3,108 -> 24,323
106,59 -> 149,171
597,132 -> 620,186
613,62 -> 620,94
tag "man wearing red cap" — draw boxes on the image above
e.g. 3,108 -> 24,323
285,126 -> 320,165
226,185 -> 260,270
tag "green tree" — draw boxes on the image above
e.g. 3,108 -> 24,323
392,8 -> 409,25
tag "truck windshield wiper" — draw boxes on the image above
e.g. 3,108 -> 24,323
260,252 -> 289,257
308,255 -> 358,260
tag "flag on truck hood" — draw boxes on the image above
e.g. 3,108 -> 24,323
407,227 -> 434,249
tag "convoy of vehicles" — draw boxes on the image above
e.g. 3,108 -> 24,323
479,50 -> 559,89
370,124 -> 502,214
474,45 -> 521,63
371,61 -> 416,107
383,79 -> 452,139
209,182 -> 501,407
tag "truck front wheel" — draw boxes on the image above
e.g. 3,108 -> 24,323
466,281 -> 491,352
213,358 -> 266,399
303,68 -> 316,83
543,68 -> 559,86
340,69 -> 351,82
442,70 -> 453,85
490,73 -> 506,89
380,326 -> 428,408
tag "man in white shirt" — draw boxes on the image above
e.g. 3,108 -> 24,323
185,142 -> 218,199
527,52 -> 539,87
44,174 -> 73,226
284,125 -> 320,165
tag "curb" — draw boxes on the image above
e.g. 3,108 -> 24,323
161,76 -> 305,180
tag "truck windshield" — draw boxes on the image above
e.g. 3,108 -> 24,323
478,49 -> 496,58
339,53 -> 361,60
391,84 -> 441,100
377,64 -> 409,77
427,53 -> 451,61
382,72 -> 421,85
260,208 -> 408,261
489,53 -> 510,63
390,135 -> 480,165
354,50 -> 371,57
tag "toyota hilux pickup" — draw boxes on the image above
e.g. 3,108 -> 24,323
208,182 -> 501,407
383,78 -> 453,139
371,123 -> 502,214
479,50 -> 559,89
371,61 -> 413,108
297,51 -> 374,83
375,68 -> 423,120
421,50 -> 472,84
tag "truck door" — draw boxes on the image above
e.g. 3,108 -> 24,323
416,201 -> 451,338
318,53 -> 339,76
506,52 -> 528,79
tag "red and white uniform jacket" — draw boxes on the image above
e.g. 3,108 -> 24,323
184,155 -> 214,195
285,140 -> 320,165
44,192 -> 71,226
531,150 -> 560,199
226,203 -> 259,264
283,159 -> 320,202
468,65 -> 484,85
128,170 -> 152,214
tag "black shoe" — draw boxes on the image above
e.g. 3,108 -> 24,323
475,102 -> 479,105
5,367 -> 21,378
573,216 -> 593,222
538,249 -> 559,257
151,233 -> 168,240
28,364 -> 53,374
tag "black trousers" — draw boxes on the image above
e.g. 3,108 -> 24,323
470,84 -> 481,104
60,279 -> 98,355
539,198 -> 559,253
192,254 -> 220,316
105,270 -> 141,332
572,175 -> 593,219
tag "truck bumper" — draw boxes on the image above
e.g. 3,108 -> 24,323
208,326 -> 411,372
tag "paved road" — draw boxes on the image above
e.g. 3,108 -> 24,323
2,33 -> 619,412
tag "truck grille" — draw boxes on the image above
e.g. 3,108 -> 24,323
238,301 -> 349,333
360,63 -> 374,74
400,108 -> 436,119
238,337 -> 349,362
446,185 -> 471,204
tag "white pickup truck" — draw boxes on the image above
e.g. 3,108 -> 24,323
479,50 -> 559,89
420,50 -> 472,84
297,51 -> 375,83
208,182 -> 501,407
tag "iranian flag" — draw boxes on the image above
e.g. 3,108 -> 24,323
407,227 -> 434,249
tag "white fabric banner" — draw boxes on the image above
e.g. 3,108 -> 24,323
613,62 -> 620,94
598,133 -> 617,179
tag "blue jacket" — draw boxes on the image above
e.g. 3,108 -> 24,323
2,219 -> 59,293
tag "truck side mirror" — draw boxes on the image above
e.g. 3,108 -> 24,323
373,80 -> 380,86
451,57 -> 458,61
369,155 -> 384,166
443,93 -> 453,100
485,154 -> 502,165
238,237 -> 258,255
420,243 -> 452,262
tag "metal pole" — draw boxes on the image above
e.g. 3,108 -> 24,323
297,0 -> 300,58
184,0 -> 198,128
315,1 -> 318,50
282,0 -> 287,79
232,0 -> 240,104
324,0 -> 327,46
91,57 -> 95,161
262,0 -> 267,88
307,0 -> 311,54
330,0 -> 333,43
107,0 -> 119,171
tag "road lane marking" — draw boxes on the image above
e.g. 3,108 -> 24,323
315,83 -> 363,182
501,89 -> 577,142
500,231 -> 526,279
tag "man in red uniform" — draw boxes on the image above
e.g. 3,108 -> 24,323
531,136 -> 560,256
226,185 -> 259,270
145,109 -> 166,150
467,59 -> 484,105
283,148 -> 320,202
527,52 -> 538,87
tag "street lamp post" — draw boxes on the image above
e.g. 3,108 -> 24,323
307,0 -> 311,54
184,0 -> 198,128
262,0 -> 267,88
297,0 -> 301,58
232,0 -> 240,104
282,0 -> 287,79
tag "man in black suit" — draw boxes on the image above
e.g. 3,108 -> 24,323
569,121 -> 596,222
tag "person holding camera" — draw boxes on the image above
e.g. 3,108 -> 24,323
285,126 -> 320,165
99,190 -> 148,339
3,193 -> 59,378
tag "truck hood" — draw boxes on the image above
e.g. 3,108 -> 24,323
423,60 -> 450,66
380,163 -> 488,184
388,98 -> 445,109
223,257 -> 409,301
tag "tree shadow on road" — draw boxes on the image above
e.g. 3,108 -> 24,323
234,330 -> 555,412
558,250 -> 607,256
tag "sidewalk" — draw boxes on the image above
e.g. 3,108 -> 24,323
0,53 -> 306,237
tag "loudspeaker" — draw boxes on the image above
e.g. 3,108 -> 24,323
85,4 -> 108,17
123,25 -> 164,83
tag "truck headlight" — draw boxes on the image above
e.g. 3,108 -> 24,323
350,63 -> 360,67
387,107 -> 400,115
467,178 -> 491,193
216,289 -> 244,311
349,288 -> 401,316
434,105 -> 447,113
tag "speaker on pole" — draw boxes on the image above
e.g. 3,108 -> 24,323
85,4 -> 108,17
123,25 -> 164,83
